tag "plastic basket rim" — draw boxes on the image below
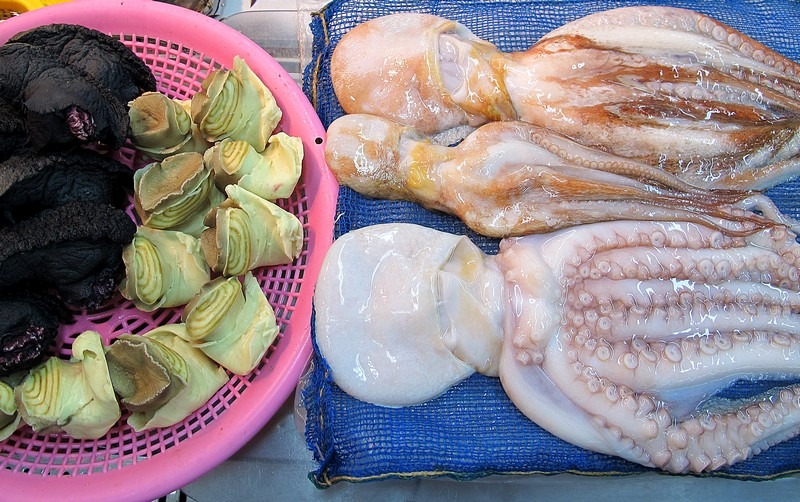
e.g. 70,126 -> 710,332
0,1 -> 338,501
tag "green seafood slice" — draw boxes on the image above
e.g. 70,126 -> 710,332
181,273 -> 279,375
134,152 -> 225,237
205,132 -> 303,201
119,226 -> 210,311
108,324 -> 228,432
201,184 -> 303,277
15,331 -> 120,439
128,92 -> 210,160
191,56 -> 282,152
0,379 -> 20,440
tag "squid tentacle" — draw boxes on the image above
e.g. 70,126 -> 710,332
326,114 -> 783,238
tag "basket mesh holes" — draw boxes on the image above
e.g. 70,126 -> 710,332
124,320 -> 154,335
111,146 -> 137,164
147,432 -> 170,456
120,436 -> 137,457
266,268 -> 301,316
228,381 -> 253,407
150,308 -> 184,326
121,35 -> 218,100
54,340 -> 73,358
285,186 -> 310,216
157,437 -> 176,452
214,385 -> 236,409
261,342 -> 280,365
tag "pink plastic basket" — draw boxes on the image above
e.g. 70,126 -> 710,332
0,1 -> 338,500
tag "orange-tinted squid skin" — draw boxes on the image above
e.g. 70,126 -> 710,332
331,7 -> 800,190
326,114 -> 787,238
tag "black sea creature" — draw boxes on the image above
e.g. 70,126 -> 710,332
0,150 -> 133,225
7,23 -> 156,102
0,97 -> 26,156
0,293 -> 68,377
0,23 -> 156,158
0,201 -> 136,309
0,24 -> 152,380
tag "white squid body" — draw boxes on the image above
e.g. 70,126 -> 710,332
314,225 -> 504,406
331,7 -> 800,190
314,222 -> 800,473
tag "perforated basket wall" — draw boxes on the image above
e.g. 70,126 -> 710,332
0,1 -> 338,501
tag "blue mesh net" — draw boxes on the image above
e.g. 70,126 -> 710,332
301,0 -> 800,487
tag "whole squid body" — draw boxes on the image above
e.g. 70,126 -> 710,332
330,7 -> 800,190
315,221 -> 800,473
326,113 -> 792,237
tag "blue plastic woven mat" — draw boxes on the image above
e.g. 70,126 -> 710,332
301,0 -> 800,487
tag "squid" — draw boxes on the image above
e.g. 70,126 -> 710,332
330,7 -> 800,190
314,221 -> 800,473
326,113 -> 791,238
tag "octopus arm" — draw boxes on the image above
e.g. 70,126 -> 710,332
501,220 -> 800,472
579,336 -> 800,416
559,223 -> 800,399
506,6 -> 800,190
499,339 -> 611,455
573,277 -> 800,340
538,7 -> 800,103
536,334 -> 800,472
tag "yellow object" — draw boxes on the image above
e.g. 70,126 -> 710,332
0,0 -> 70,20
